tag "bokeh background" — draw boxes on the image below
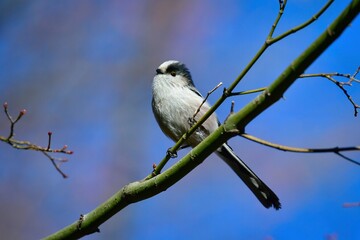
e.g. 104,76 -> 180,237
1,0 -> 359,239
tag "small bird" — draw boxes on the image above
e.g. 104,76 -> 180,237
151,60 -> 281,210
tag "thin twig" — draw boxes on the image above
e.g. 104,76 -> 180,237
47,132 -> 52,150
228,87 -> 267,96
190,82 -> 223,125
270,0 -> 334,43
1,102 -> 72,178
42,152 -> 68,178
334,152 -> 360,166
240,133 -> 360,166
267,0 -> 287,39
300,68 -> 360,116
351,66 -> 360,83
3,102 -> 26,140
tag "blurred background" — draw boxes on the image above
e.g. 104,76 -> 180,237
1,0 -> 359,239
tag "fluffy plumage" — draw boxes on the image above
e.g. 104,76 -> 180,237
152,60 -> 281,210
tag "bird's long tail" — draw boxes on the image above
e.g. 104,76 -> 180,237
216,144 -> 281,210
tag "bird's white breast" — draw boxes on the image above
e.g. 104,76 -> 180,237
152,74 -> 219,146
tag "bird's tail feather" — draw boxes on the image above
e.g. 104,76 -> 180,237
216,144 -> 281,210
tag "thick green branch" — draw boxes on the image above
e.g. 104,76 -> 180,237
43,1 -> 360,239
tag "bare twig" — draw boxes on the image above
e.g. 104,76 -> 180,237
228,87 -> 267,96
47,131 -> 52,150
300,67 -> 360,116
42,151 -> 69,178
189,82 -> 223,126
334,152 -> 360,166
240,133 -> 360,166
1,102 -> 72,178
3,102 -> 26,140
269,0 -> 334,43
267,0 -> 287,39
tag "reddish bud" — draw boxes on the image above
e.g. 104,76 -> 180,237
20,109 -> 26,115
3,102 -> 8,109
48,131 -> 52,136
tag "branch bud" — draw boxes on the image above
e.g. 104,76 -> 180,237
20,109 -> 26,116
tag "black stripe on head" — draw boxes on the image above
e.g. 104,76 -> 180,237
166,61 -> 195,86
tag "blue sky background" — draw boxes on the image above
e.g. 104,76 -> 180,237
0,1 -> 359,239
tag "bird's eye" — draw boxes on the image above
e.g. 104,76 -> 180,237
170,71 -> 176,77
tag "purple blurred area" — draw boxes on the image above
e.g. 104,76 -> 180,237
1,1 -> 359,239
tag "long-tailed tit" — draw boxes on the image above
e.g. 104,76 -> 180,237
152,60 -> 281,210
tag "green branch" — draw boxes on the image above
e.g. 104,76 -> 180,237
43,1 -> 360,239
225,0 -> 359,128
